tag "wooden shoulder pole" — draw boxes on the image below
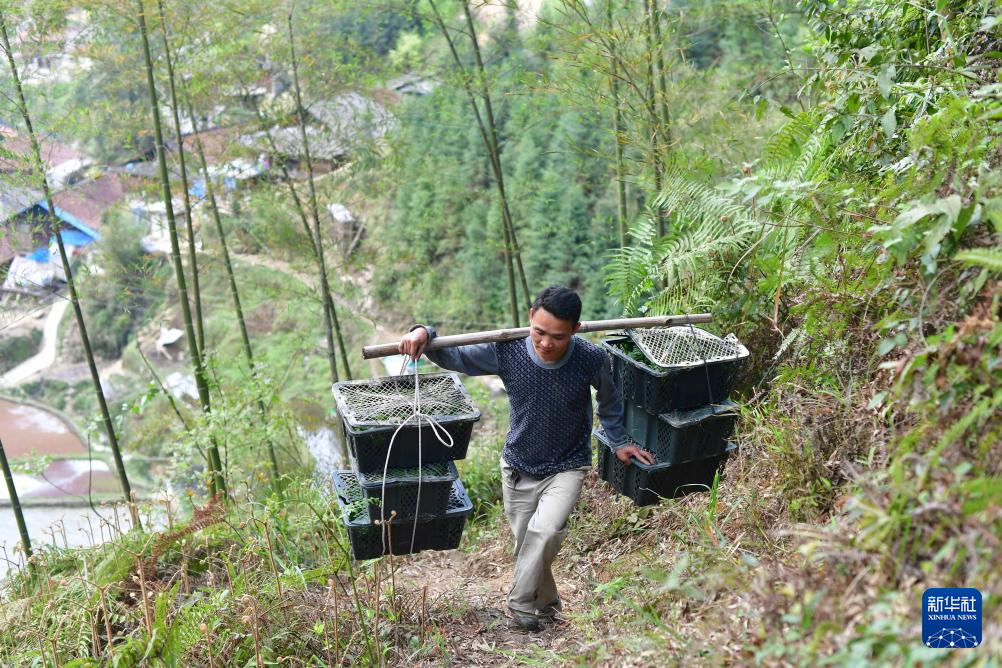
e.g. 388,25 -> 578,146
362,313 -> 712,359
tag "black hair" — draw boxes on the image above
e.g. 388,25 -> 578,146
531,285 -> 582,324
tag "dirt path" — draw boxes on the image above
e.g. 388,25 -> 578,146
391,510 -> 595,665
1,297 -> 70,387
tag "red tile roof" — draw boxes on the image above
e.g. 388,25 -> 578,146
51,174 -> 126,233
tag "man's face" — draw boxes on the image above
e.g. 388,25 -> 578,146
529,307 -> 580,363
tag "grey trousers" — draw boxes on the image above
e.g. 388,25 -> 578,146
500,456 -> 588,616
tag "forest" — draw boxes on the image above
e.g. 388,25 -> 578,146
0,0 -> 999,665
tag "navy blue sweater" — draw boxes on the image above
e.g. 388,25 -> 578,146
418,326 -> 629,477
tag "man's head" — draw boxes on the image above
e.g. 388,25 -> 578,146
528,285 -> 582,363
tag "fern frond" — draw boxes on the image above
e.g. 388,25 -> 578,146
654,169 -> 760,238
760,111 -> 822,174
790,130 -> 833,182
644,170 -> 769,312
954,248 -> 1002,272
605,217 -> 663,314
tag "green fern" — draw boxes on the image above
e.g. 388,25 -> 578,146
955,248 -> 1002,272
606,114 -> 836,317
605,217 -> 669,315
760,111 -> 823,176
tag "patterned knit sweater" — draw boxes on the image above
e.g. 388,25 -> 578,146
418,325 -> 629,477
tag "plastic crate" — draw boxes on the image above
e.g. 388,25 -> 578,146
623,400 -> 738,466
350,459 -> 459,520
605,337 -> 746,413
594,428 -> 735,507
332,373 -> 481,473
332,471 -> 473,560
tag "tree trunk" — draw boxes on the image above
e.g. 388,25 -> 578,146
0,437 -> 33,571
156,0 -> 204,354
135,0 -> 224,497
0,10 -> 139,527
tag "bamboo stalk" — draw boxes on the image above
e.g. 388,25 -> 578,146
0,10 -> 138,526
460,1 -> 532,314
428,0 -> 529,325
607,0 -> 628,247
135,0 -> 224,496
287,10 -> 341,386
156,0 -> 204,353
249,103 -> 352,381
180,77 -> 282,483
648,0 -> 674,156
642,0 -> 667,237
0,437 -> 32,570
362,313 -> 712,358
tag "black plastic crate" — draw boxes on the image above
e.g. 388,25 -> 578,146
594,428 -> 736,507
332,373 -> 481,473
332,471 -> 473,560
623,400 -> 738,466
350,460 -> 459,520
605,337 -> 746,413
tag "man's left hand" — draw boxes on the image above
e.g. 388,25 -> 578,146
615,444 -> 654,466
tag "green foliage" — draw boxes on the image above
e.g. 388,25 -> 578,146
0,329 -> 42,374
955,247 -> 1002,272
77,212 -> 165,360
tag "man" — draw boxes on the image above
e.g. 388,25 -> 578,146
399,285 -> 654,631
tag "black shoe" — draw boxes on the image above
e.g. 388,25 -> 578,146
510,610 -> 541,632
539,610 -> 565,625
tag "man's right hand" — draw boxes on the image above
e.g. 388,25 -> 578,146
615,443 -> 655,466
399,327 -> 430,359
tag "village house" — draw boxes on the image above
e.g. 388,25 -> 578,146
238,91 -> 394,175
0,125 -> 91,189
1,175 -> 125,293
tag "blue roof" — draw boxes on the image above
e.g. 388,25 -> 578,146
26,231 -> 95,262
36,200 -> 101,241
59,230 -> 94,247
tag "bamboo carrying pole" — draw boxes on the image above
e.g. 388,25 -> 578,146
362,313 -> 712,359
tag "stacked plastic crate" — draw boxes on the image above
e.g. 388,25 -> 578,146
331,372 -> 481,559
597,327 -> 749,506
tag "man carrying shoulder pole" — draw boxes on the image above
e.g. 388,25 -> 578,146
399,285 -> 653,631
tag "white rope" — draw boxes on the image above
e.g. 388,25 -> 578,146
378,355 -> 455,555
